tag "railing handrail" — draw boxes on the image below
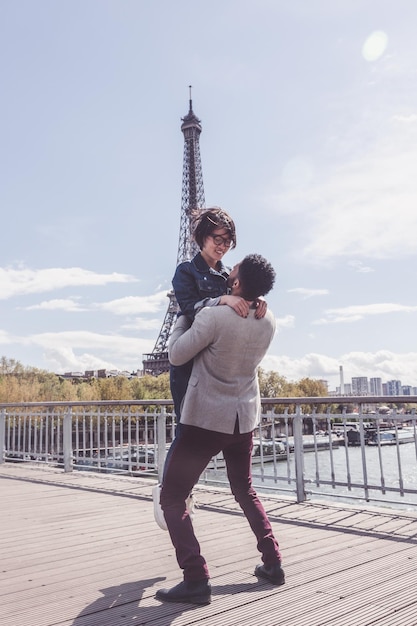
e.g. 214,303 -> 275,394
0,395 -> 416,410
0,399 -> 174,409
260,396 -> 417,406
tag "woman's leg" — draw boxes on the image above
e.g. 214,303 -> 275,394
169,361 -> 193,421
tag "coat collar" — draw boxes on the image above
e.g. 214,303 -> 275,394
192,252 -> 228,276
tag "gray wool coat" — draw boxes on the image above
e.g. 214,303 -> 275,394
168,306 -> 276,435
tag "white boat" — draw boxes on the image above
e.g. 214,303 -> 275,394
252,438 -> 287,462
367,428 -> 416,446
207,439 -> 287,470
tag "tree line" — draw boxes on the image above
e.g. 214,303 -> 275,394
0,357 -> 328,404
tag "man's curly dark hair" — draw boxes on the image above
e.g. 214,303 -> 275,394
237,254 -> 276,301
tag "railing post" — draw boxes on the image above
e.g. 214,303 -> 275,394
157,407 -> 167,482
358,402 -> 370,501
63,407 -> 73,473
293,404 -> 306,503
0,409 -> 5,464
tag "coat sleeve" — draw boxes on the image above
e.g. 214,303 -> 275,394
168,308 -> 215,366
172,262 -> 202,321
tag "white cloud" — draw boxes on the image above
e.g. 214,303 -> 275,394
0,266 -> 137,300
288,288 -> 329,299
275,314 -> 295,330
121,318 -> 164,331
262,352 -> 339,382
348,260 -> 374,273
306,130 -> 417,260
262,350 -> 417,388
28,330 -> 151,356
338,350 -> 417,387
314,302 -> 417,324
0,326 -> 155,373
97,291 -> 168,315
24,299 -> 86,312
393,114 -> 417,123
44,347 -> 122,374
265,113 -> 417,262
0,329 -> 14,344
35,331 -> 154,373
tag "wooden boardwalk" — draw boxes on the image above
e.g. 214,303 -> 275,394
1,464 -> 417,626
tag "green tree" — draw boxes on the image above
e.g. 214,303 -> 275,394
258,368 -> 291,398
97,376 -> 133,401
131,373 -> 171,400
0,356 -> 25,375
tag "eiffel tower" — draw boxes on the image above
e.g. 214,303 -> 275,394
142,88 -> 206,375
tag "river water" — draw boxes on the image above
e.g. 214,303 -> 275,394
298,442 -> 416,509
207,440 -> 417,512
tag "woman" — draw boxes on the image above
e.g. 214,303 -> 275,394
170,207 -> 264,418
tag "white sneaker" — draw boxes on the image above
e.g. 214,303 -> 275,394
153,484 -> 168,531
186,492 -> 196,519
153,484 -> 196,531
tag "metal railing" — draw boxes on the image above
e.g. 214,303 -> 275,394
1,396 -> 417,509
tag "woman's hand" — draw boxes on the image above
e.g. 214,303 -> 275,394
220,295 -> 250,317
254,298 -> 267,319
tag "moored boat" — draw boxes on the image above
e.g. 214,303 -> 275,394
367,428 -> 416,446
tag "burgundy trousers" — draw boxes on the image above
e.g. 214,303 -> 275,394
160,422 -> 282,582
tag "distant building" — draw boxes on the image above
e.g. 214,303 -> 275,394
386,380 -> 402,395
351,377 -> 369,395
402,385 -> 412,396
335,383 -> 352,395
369,377 -> 382,395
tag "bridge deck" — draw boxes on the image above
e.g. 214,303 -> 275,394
1,464 -> 417,626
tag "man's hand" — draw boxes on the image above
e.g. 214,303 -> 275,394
254,298 -> 268,319
220,295 -> 250,317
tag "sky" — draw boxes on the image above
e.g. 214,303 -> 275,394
1,0 -> 417,390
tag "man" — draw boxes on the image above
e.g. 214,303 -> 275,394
155,254 -> 284,606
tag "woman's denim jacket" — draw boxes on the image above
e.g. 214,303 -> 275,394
172,252 -> 230,322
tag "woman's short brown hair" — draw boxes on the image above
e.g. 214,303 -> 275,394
192,207 -> 237,250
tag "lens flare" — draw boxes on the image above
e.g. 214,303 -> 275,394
362,31 -> 388,62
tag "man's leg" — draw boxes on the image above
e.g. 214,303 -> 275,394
223,431 -> 284,583
160,424 -> 221,582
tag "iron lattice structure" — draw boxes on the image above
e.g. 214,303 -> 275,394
142,90 -> 206,375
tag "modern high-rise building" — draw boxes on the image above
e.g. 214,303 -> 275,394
369,377 -> 382,395
386,380 -> 402,395
351,377 -> 369,395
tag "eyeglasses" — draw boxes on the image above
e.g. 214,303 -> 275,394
209,234 -> 233,248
